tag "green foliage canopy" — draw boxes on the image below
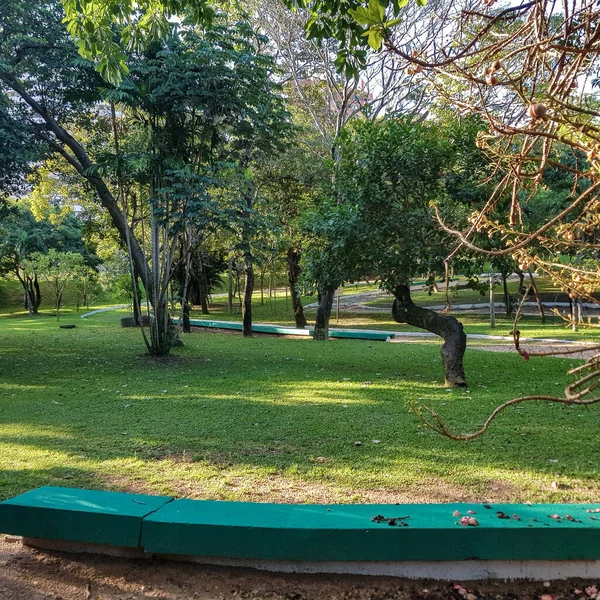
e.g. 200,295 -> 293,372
302,117 -> 490,292
282,0 -> 426,77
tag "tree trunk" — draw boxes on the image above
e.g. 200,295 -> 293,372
569,296 -> 577,332
242,252 -> 254,337
227,255 -> 234,314
182,302 -> 191,333
516,268 -> 526,296
132,265 -> 143,326
2,76 -> 154,300
16,271 -> 33,317
313,286 -> 335,341
55,288 -> 63,322
33,275 -> 41,313
502,271 -> 511,316
392,284 -> 467,387
528,271 -> 546,324
24,275 -> 41,315
132,282 -> 142,326
287,248 -> 307,329
197,263 -> 209,315
145,209 -> 174,356
236,271 -> 242,308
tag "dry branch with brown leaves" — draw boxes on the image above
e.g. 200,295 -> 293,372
387,0 -> 600,438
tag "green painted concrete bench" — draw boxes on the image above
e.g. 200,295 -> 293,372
0,487 -> 172,547
184,319 -> 395,341
2,488 -> 600,564
141,500 -> 600,562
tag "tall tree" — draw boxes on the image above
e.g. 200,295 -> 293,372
0,0 -> 152,307
303,117 -> 472,385
0,0 -> 289,353
299,0 -> 600,432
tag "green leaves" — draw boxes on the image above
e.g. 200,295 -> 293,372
362,28 -> 384,50
348,0 -> 385,26
60,0 -> 224,85
349,0 -> 388,50
281,0 -> 426,75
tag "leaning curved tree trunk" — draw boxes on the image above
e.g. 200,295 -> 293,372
287,248 -> 307,329
392,284 -> 467,387
313,285 -> 335,341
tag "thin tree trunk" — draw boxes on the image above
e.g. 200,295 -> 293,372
516,268 -> 526,296
528,271 -> 546,324
198,262 -> 209,315
569,296 -> 577,332
55,285 -> 64,321
228,254 -> 234,314
33,275 -> 41,312
131,263 -> 143,326
392,284 -> 467,387
132,279 -> 142,326
502,271 -> 511,316
242,252 -> 254,337
287,248 -> 307,328
180,235 -> 193,334
236,271 -> 242,307
313,286 -> 335,341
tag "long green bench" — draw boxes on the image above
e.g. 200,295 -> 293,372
141,499 -> 600,561
0,486 -> 172,547
2,488 -> 600,563
184,319 -> 395,341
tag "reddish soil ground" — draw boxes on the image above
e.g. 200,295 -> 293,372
1,537 -> 599,600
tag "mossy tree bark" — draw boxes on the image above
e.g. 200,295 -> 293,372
392,284 -> 467,387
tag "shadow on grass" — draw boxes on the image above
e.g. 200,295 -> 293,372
0,316 -> 599,502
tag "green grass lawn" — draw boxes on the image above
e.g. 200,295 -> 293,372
1,309 -> 599,506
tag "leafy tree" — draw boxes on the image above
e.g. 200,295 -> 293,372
0,207 -> 47,315
1,0 -> 290,353
24,249 -> 86,320
60,0 -> 228,83
0,0 -> 152,309
303,117 -> 488,386
254,139 -> 330,328
0,202 -> 93,315
303,0 -> 600,434
281,0 -> 427,77
103,20 -> 291,344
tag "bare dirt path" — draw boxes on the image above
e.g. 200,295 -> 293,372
1,537 -> 597,600
468,343 -> 598,360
